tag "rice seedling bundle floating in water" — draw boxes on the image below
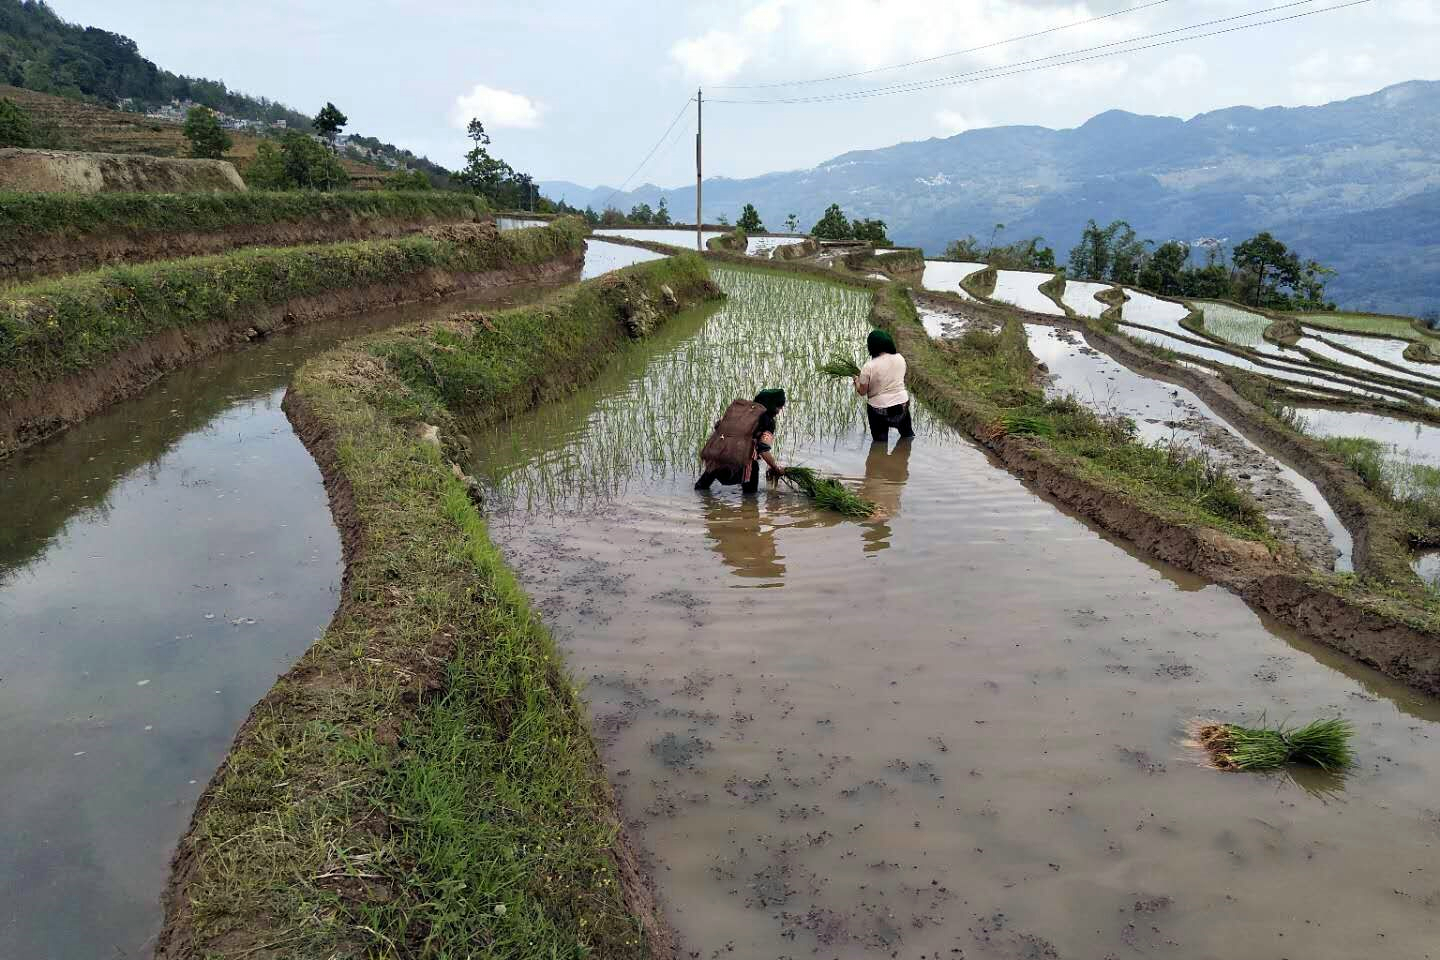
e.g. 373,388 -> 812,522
817,353 -> 863,379
1191,716 -> 1354,772
779,465 -> 876,518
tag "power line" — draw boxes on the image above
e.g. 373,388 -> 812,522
712,0 -> 1175,90
599,97 -> 693,210
711,0 -> 1366,105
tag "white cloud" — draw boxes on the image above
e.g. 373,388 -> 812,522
743,1 -> 785,34
451,84 -> 542,130
670,30 -> 751,85
1291,48 -> 1381,104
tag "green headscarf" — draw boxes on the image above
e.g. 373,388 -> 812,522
753,388 -> 787,414
867,329 -> 898,357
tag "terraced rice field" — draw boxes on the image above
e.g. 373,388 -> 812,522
991,269 -> 1063,315
920,260 -> 985,300
1059,279 -> 1112,319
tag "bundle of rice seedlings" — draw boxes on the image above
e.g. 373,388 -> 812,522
817,353 -> 863,379
996,413 -> 1055,438
779,465 -> 876,518
1191,716 -> 1354,772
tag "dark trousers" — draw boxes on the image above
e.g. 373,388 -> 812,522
866,401 -> 915,442
696,459 -> 761,494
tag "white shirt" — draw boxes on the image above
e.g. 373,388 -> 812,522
858,353 -> 909,409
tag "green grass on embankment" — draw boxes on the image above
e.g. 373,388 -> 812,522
163,254 -> 721,960
1286,310 -> 1437,342
874,285 -> 1271,543
0,216 -> 587,389
0,189 -> 492,244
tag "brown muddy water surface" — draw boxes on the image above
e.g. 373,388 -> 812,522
0,277 -> 572,958
472,268 -> 1440,959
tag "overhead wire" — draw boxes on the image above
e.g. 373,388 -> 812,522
712,0 -> 1175,89
599,96 -> 693,210
710,0 -> 1368,105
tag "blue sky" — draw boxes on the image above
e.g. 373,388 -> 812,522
50,0 -> 1440,188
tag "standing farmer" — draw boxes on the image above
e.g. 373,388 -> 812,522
854,330 -> 914,443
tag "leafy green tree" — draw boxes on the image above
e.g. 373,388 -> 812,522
383,169 -> 432,191
1137,241 -> 1189,296
988,236 -> 1055,270
943,235 -> 985,260
0,97 -> 34,147
600,207 -> 626,227
784,213 -> 799,233
453,117 -> 515,203
244,140 -> 288,189
1294,259 -> 1337,311
282,131 -> 347,189
1232,232 -> 1301,307
628,202 -> 654,224
811,203 -> 852,240
1179,263 -> 1232,300
737,203 -> 763,232
654,197 -> 672,225
181,105 -> 232,159
851,218 -> 890,245
312,101 -> 348,146
1068,219 -> 1148,282
583,206 -> 602,226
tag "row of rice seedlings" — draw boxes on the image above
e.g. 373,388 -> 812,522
475,268 -> 945,512
777,465 -> 876,518
1198,302 -> 1273,349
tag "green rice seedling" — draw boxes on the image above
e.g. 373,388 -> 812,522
1193,717 -> 1354,772
779,465 -> 876,518
817,352 -> 862,379
996,412 -> 1055,437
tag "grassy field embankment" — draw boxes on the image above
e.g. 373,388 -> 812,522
0,217 -> 587,457
0,190 -> 495,279
160,254 -> 721,960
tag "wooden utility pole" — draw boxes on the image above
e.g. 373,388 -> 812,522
695,87 -> 703,251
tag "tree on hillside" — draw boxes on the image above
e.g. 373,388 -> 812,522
943,232 -> 1051,269
628,202 -> 655,224
1068,219 -> 1148,283
182,105 -> 231,159
852,218 -> 890,246
0,97 -> 34,147
600,207 -> 626,226
943,235 -> 986,260
1294,259 -> 1337,311
383,169 -> 432,191
312,101 -> 348,147
811,203 -> 852,240
1232,232 -> 1301,307
246,131 -> 347,190
654,197 -> 672,225
784,213 -> 799,233
738,203 -> 763,232
1137,241 -> 1189,296
515,172 -> 535,210
583,205 -> 601,226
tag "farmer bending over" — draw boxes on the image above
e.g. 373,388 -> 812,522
695,388 -> 787,494
854,329 -> 914,443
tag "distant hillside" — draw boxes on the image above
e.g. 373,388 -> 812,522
545,81 -> 1440,314
0,84 -> 389,180
0,0 -> 450,181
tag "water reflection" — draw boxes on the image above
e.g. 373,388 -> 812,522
859,437 -> 912,554
702,494 -> 785,584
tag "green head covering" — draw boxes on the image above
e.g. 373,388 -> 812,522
867,329 -> 898,357
753,388 -> 787,414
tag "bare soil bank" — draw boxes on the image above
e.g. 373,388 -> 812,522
1,209 -> 491,282
0,147 -> 245,195
0,252 -> 581,458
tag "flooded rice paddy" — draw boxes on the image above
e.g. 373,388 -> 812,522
1025,325 -> 1349,570
921,260 -> 985,300
1059,280 -> 1111,319
992,269 -> 1063,315
0,275 -> 577,957
596,227 -> 726,250
495,216 -> 550,230
583,237 -> 668,279
469,267 -> 1439,958
746,235 -> 807,257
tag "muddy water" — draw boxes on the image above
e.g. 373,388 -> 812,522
1297,408 -> 1440,467
0,278 -> 571,958
472,268 -> 1440,958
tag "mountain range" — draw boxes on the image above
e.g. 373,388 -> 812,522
543,81 -> 1440,315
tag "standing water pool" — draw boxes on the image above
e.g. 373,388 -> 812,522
0,277 -> 573,957
469,267 -> 1440,958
